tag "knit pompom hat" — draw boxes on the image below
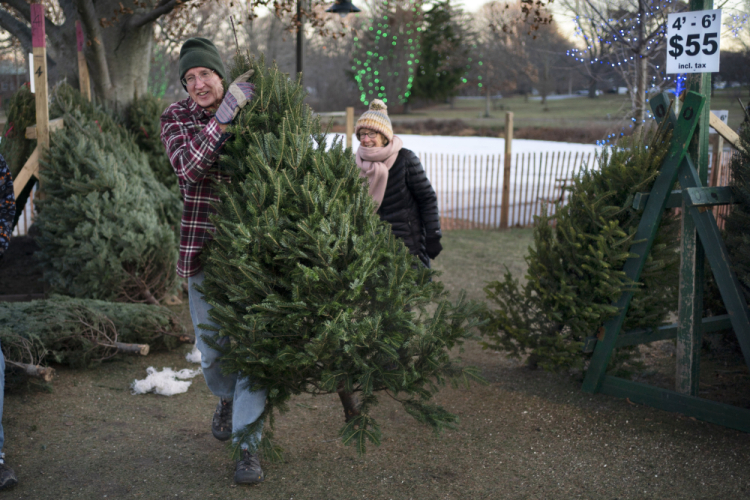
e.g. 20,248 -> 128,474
355,100 -> 393,142
179,38 -> 227,83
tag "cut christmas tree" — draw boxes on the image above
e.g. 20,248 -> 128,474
34,85 -> 180,303
199,54 -> 483,459
0,296 -> 188,376
481,127 -> 679,373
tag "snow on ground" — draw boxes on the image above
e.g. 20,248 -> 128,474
327,134 -> 603,227
328,133 -> 600,157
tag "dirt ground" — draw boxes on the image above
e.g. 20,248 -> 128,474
2,230 -> 750,499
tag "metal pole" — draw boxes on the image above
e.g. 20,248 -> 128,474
296,0 -> 303,80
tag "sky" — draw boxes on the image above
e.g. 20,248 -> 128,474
456,0 -> 496,12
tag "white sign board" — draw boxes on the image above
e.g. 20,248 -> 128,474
667,9 -> 721,74
709,110 -> 728,134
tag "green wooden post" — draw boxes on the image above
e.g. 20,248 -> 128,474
652,103 -> 750,371
581,91 -> 705,394
675,0 -> 713,397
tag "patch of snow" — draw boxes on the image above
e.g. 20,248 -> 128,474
327,133 -> 601,157
131,367 -> 202,396
186,346 -> 201,363
323,134 -> 602,227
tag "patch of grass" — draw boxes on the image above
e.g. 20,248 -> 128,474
432,229 -> 533,303
331,87 -> 750,137
394,94 -> 631,131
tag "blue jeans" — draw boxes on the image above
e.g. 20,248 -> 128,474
188,270 -> 266,449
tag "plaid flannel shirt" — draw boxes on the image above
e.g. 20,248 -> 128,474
160,97 -> 231,278
0,155 -> 15,257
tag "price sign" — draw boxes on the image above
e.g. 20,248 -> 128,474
667,9 -> 721,74
709,110 -> 728,134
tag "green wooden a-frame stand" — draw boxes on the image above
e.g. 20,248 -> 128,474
580,89 -> 750,432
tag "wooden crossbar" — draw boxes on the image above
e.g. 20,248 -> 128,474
25,117 -> 64,139
709,111 -> 741,150
12,146 -> 39,198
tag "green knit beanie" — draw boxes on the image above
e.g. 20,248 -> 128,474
178,38 -> 226,83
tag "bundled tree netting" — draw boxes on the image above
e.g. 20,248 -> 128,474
125,93 -> 178,192
481,127 -> 680,373
34,86 -> 180,304
0,296 -> 188,372
0,85 -> 36,179
199,54 -> 484,460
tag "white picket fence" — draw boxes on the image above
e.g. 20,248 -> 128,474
418,150 -> 599,229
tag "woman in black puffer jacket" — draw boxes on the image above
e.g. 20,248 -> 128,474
354,100 -> 442,266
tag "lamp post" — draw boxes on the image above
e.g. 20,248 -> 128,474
325,0 -> 361,17
296,0 -> 361,79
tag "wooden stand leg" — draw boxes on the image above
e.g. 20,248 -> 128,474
676,209 -> 704,396
676,69 -> 711,396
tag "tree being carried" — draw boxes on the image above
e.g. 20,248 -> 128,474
198,53 -> 484,461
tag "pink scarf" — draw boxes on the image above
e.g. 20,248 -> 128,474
355,136 -> 403,210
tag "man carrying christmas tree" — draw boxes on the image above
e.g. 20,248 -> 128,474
0,155 -> 19,490
160,38 -> 265,485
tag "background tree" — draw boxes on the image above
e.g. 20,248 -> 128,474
524,18 -> 574,104
472,1 -> 538,117
564,0 -> 674,134
0,0 -> 356,109
410,0 -> 469,104
351,0 -> 425,108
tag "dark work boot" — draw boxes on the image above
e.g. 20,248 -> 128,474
0,462 -> 18,490
211,398 -> 233,441
234,449 -> 264,484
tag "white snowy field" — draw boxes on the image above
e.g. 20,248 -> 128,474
328,133 -> 601,157
328,133 -> 603,227
10,135 -> 603,236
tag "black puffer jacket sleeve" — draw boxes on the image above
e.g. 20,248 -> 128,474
403,150 -> 441,239
0,156 -> 15,256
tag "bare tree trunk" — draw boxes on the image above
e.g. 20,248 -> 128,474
1,0 -> 164,110
633,54 -> 647,137
484,86 -> 491,118
633,0 -> 647,137
112,342 -> 150,355
338,390 -> 361,422
588,78 -> 597,99
6,360 -> 55,382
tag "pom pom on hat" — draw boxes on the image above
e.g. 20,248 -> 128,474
355,99 -> 393,142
